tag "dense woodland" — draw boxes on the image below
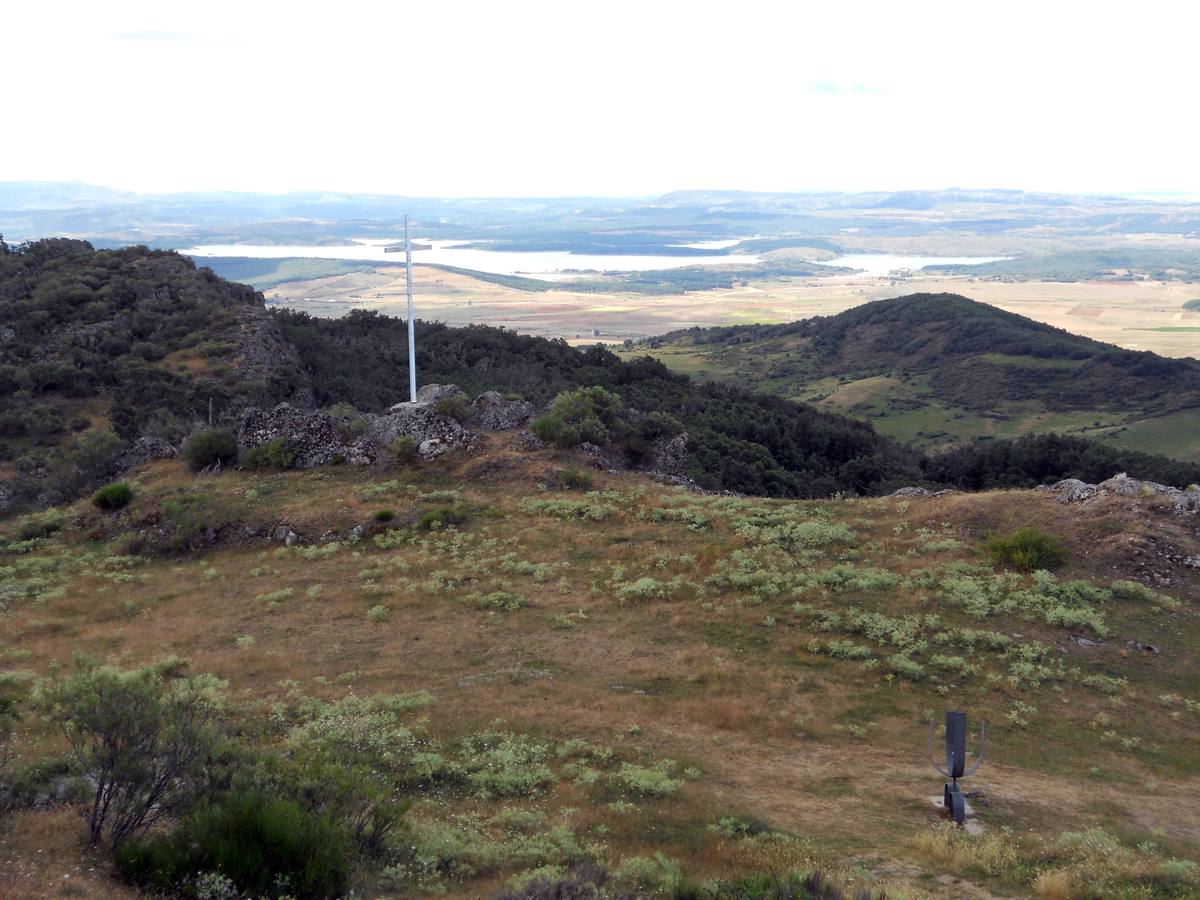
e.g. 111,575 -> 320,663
1,239 -> 1197,512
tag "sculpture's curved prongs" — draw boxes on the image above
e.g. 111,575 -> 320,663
963,721 -> 986,776
928,716 -> 950,776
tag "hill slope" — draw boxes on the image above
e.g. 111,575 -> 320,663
628,293 -> 1200,460
0,239 -> 922,507
1,437 -> 1198,897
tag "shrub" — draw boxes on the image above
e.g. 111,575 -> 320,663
241,437 -> 297,469
367,604 -> 389,622
373,508 -> 396,523
116,792 -> 350,899
434,393 -> 472,422
182,428 -> 238,472
418,503 -> 469,531
531,386 -> 622,449
618,761 -> 682,796
92,482 -> 134,511
33,660 -> 222,845
557,464 -> 594,491
17,511 -> 64,541
392,435 -> 419,464
985,528 -> 1065,571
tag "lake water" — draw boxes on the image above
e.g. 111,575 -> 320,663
814,254 -> 1008,277
182,239 -> 760,281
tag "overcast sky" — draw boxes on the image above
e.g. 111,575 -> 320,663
5,0 -> 1197,197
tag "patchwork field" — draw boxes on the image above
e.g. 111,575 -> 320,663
262,266 -> 1200,358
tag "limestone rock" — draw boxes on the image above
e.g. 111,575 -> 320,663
469,391 -> 534,430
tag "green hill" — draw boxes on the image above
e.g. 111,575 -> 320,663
628,293 -> 1200,461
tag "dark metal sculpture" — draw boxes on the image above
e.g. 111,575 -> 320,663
928,711 -> 985,826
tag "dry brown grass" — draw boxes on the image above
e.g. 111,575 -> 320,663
2,439 -> 1198,897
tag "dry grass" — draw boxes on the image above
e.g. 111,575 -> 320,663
1,436 -> 1198,896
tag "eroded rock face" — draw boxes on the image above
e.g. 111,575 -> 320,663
469,391 -> 534,431
239,404 -> 374,468
367,401 -> 468,460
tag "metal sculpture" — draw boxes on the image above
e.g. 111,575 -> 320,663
928,711 -> 985,826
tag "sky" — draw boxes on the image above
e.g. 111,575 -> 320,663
4,0 -> 1199,198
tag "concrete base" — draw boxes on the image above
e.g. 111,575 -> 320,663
929,795 -> 984,835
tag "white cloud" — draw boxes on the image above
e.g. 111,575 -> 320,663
3,0 -> 1198,196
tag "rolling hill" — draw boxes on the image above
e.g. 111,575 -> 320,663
628,293 -> 1200,461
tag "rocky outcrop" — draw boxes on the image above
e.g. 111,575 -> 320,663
469,391 -> 534,430
115,437 -> 177,472
0,481 -> 10,514
1040,473 -> 1200,515
239,404 -> 375,468
415,383 -> 466,405
644,433 -> 689,478
367,401 -> 468,461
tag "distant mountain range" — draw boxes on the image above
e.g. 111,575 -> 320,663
4,181 -> 1200,253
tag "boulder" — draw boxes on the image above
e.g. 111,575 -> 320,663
415,383 -> 465,405
272,525 -> 302,546
367,401 -> 468,460
0,481 -> 10,514
891,487 -> 933,498
1097,473 -> 1149,497
1040,478 -> 1097,504
469,391 -> 534,430
239,404 -> 374,469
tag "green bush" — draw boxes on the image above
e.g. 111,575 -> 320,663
418,503 -> 469,531
985,527 -> 1066,571
373,508 -> 396,523
92,482 -> 134,511
531,386 -> 622,449
17,511 -> 64,541
557,464 -> 594,491
434,393 -> 472,422
182,428 -> 238,472
116,792 -> 350,899
242,437 -> 298,470
392,435 -> 418,464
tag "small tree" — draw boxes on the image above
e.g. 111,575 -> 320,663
35,659 -> 222,845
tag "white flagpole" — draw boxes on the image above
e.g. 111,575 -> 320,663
405,215 -> 416,402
